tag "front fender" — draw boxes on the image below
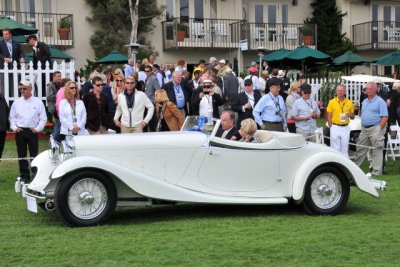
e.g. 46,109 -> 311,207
292,152 -> 379,201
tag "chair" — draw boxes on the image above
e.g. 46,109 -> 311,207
384,25 -> 400,42
386,124 -> 400,161
191,22 -> 205,41
214,22 -> 229,42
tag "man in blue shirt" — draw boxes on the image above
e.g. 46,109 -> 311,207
124,59 -> 135,78
253,79 -> 286,132
353,82 -> 388,175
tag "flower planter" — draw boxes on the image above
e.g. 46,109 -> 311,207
176,31 -> 186,42
6,131 -> 50,141
58,28 -> 70,40
303,36 -> 314,46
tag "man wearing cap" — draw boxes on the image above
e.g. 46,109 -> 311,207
353,82 -> 388,175
191,79 -> 223,119
231,78 -> 262,128
218,59 -> 229,77
277,70 -> 290,100
26,34 -> 52,69
244,67 -> 260,92
253,79 -> 286,132
291,84 -> 320,142
327,84 -> 355,157
9,80 -> 47,183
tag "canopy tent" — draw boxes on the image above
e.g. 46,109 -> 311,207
0,35 -> 28,43
96,50 -> 129,64
263,49 -> 290,62
375,50 -> 400,65
283,45 -> 331,72
0,16 -> 38,35
333,51 -> 370,75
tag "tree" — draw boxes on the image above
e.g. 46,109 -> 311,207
85,0 -> 164,58
305,0 -> 353,57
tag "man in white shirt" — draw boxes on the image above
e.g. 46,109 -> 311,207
9,80 -> 47,183
114,76 -> 154,133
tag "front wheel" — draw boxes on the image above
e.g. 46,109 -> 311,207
302,166 -> 350,215
55,170 -> 117,227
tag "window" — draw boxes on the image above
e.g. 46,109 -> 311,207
166,0 -> 174,21
396,6 -> 400,28
282,4 -> 288,27
255,4 -> 263,27
210,0 -> 217,19
194,0 -> 203,21
268,5 -> 276,27
43,0 -> 52,18
25,0 -> 35,19
383,6 -> 391,27
180,0 -> 189,22
44,22 -> 53,37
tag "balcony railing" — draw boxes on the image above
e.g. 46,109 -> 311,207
162,18 -> 316,51
353,21 -> 400,50
0,11 -> 74,48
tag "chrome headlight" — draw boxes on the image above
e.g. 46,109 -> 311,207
48,135 -> 60,163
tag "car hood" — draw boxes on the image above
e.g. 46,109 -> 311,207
73,131 -> 209,150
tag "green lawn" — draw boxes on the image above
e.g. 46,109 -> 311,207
0,139 -> 399,266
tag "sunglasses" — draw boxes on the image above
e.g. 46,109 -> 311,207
69,87 -> 77,90
125,82 -> 135,84
303,91 -> 311,94
203,86 -> 213,89
145,70 -> 152,73
113,73 -> 119,75
244,83 -> 252,86
94,84 -> 103,87
116,80 -> 123,82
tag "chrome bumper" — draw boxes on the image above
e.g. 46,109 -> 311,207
366,173 -> 387,191
15,177 -> 46,201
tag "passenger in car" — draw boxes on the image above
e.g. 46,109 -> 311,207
216,111 -> 240,140
239,118 -> 261,143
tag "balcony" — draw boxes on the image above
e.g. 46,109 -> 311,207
353,21 -> 400,51
162,18 -> 316,51
0,11 -> 74,48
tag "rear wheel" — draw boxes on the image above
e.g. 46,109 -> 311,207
55,170 -> 117,227
302,166 -> 350,215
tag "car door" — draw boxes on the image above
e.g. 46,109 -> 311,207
197,145 -> 279,193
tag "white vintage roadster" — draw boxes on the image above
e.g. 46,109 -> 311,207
17,116 -> 386,227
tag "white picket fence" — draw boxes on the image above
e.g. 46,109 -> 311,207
308,77 -> 366,104
1,60 -> 75,105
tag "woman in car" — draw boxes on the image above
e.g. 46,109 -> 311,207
239,118 -> 260,143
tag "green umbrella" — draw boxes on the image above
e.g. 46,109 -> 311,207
25,46 -> 73,61
96,50 -> 128,64
0,35 -> 28,43
264,49 -> 290,62
333,51 -> 370,65
0,16 -> 38,35
376,50 -> 400,65
285,45 -> 331,62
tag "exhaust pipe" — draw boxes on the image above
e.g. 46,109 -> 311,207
44,199 -> 55,211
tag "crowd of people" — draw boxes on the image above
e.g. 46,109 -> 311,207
0,26 -> 400,181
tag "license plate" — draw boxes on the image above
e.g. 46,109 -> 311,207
26,195 -> 38,213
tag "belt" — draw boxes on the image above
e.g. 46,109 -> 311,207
333,123 -> 348,127
19,127 -> 32,131
362,124 -> 377,128
263,121 -> 282,124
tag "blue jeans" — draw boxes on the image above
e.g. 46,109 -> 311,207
52,118 -> 61,142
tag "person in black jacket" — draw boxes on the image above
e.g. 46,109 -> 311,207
231,79 -> 262,129
162,71 -> 191,117
215,111 -> 241,140
191,79 -> 223,119
0,93 -> 9,159
27,34 -> 52,69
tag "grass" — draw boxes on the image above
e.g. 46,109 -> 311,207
0,138 -> 399,266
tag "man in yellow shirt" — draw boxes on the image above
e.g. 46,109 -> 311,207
327,84 -> 355,157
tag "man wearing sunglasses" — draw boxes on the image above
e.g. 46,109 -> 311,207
9,80 -> 46,183
144,65 -> 160,131
290,83 -> 320,142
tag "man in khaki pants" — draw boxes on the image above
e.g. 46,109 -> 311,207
114,76 -> 154,133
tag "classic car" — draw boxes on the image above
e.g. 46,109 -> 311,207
16,116 -> 386,227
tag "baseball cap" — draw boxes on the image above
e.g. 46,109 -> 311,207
249,67 -> 258,73
219,59 -> 226,64
300,83 -> 312,92
19,80 -> 32,87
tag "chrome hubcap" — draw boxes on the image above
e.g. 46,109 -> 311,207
310,172 -> 342,210
68,178 -> 108,220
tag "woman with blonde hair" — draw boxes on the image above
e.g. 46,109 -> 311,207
239,118 -> 260,143
112,74 -> 125,104
285,81 -> 301,133
59,81 -> 87,140
155,89 -> 184,131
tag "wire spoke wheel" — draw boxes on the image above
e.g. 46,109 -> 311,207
310,173 -> 342,210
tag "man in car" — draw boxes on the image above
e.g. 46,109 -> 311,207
353,82 -> 388,175
216,111 -> 240,140
326,84 -> 355,157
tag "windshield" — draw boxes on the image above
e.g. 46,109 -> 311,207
181,116 -> 219,135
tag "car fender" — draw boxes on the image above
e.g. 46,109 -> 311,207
292,152 -> 379,201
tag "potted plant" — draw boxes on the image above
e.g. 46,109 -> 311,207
300,25 -> 314,45
58,17 -> 72,40
175,21 -> 188,42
